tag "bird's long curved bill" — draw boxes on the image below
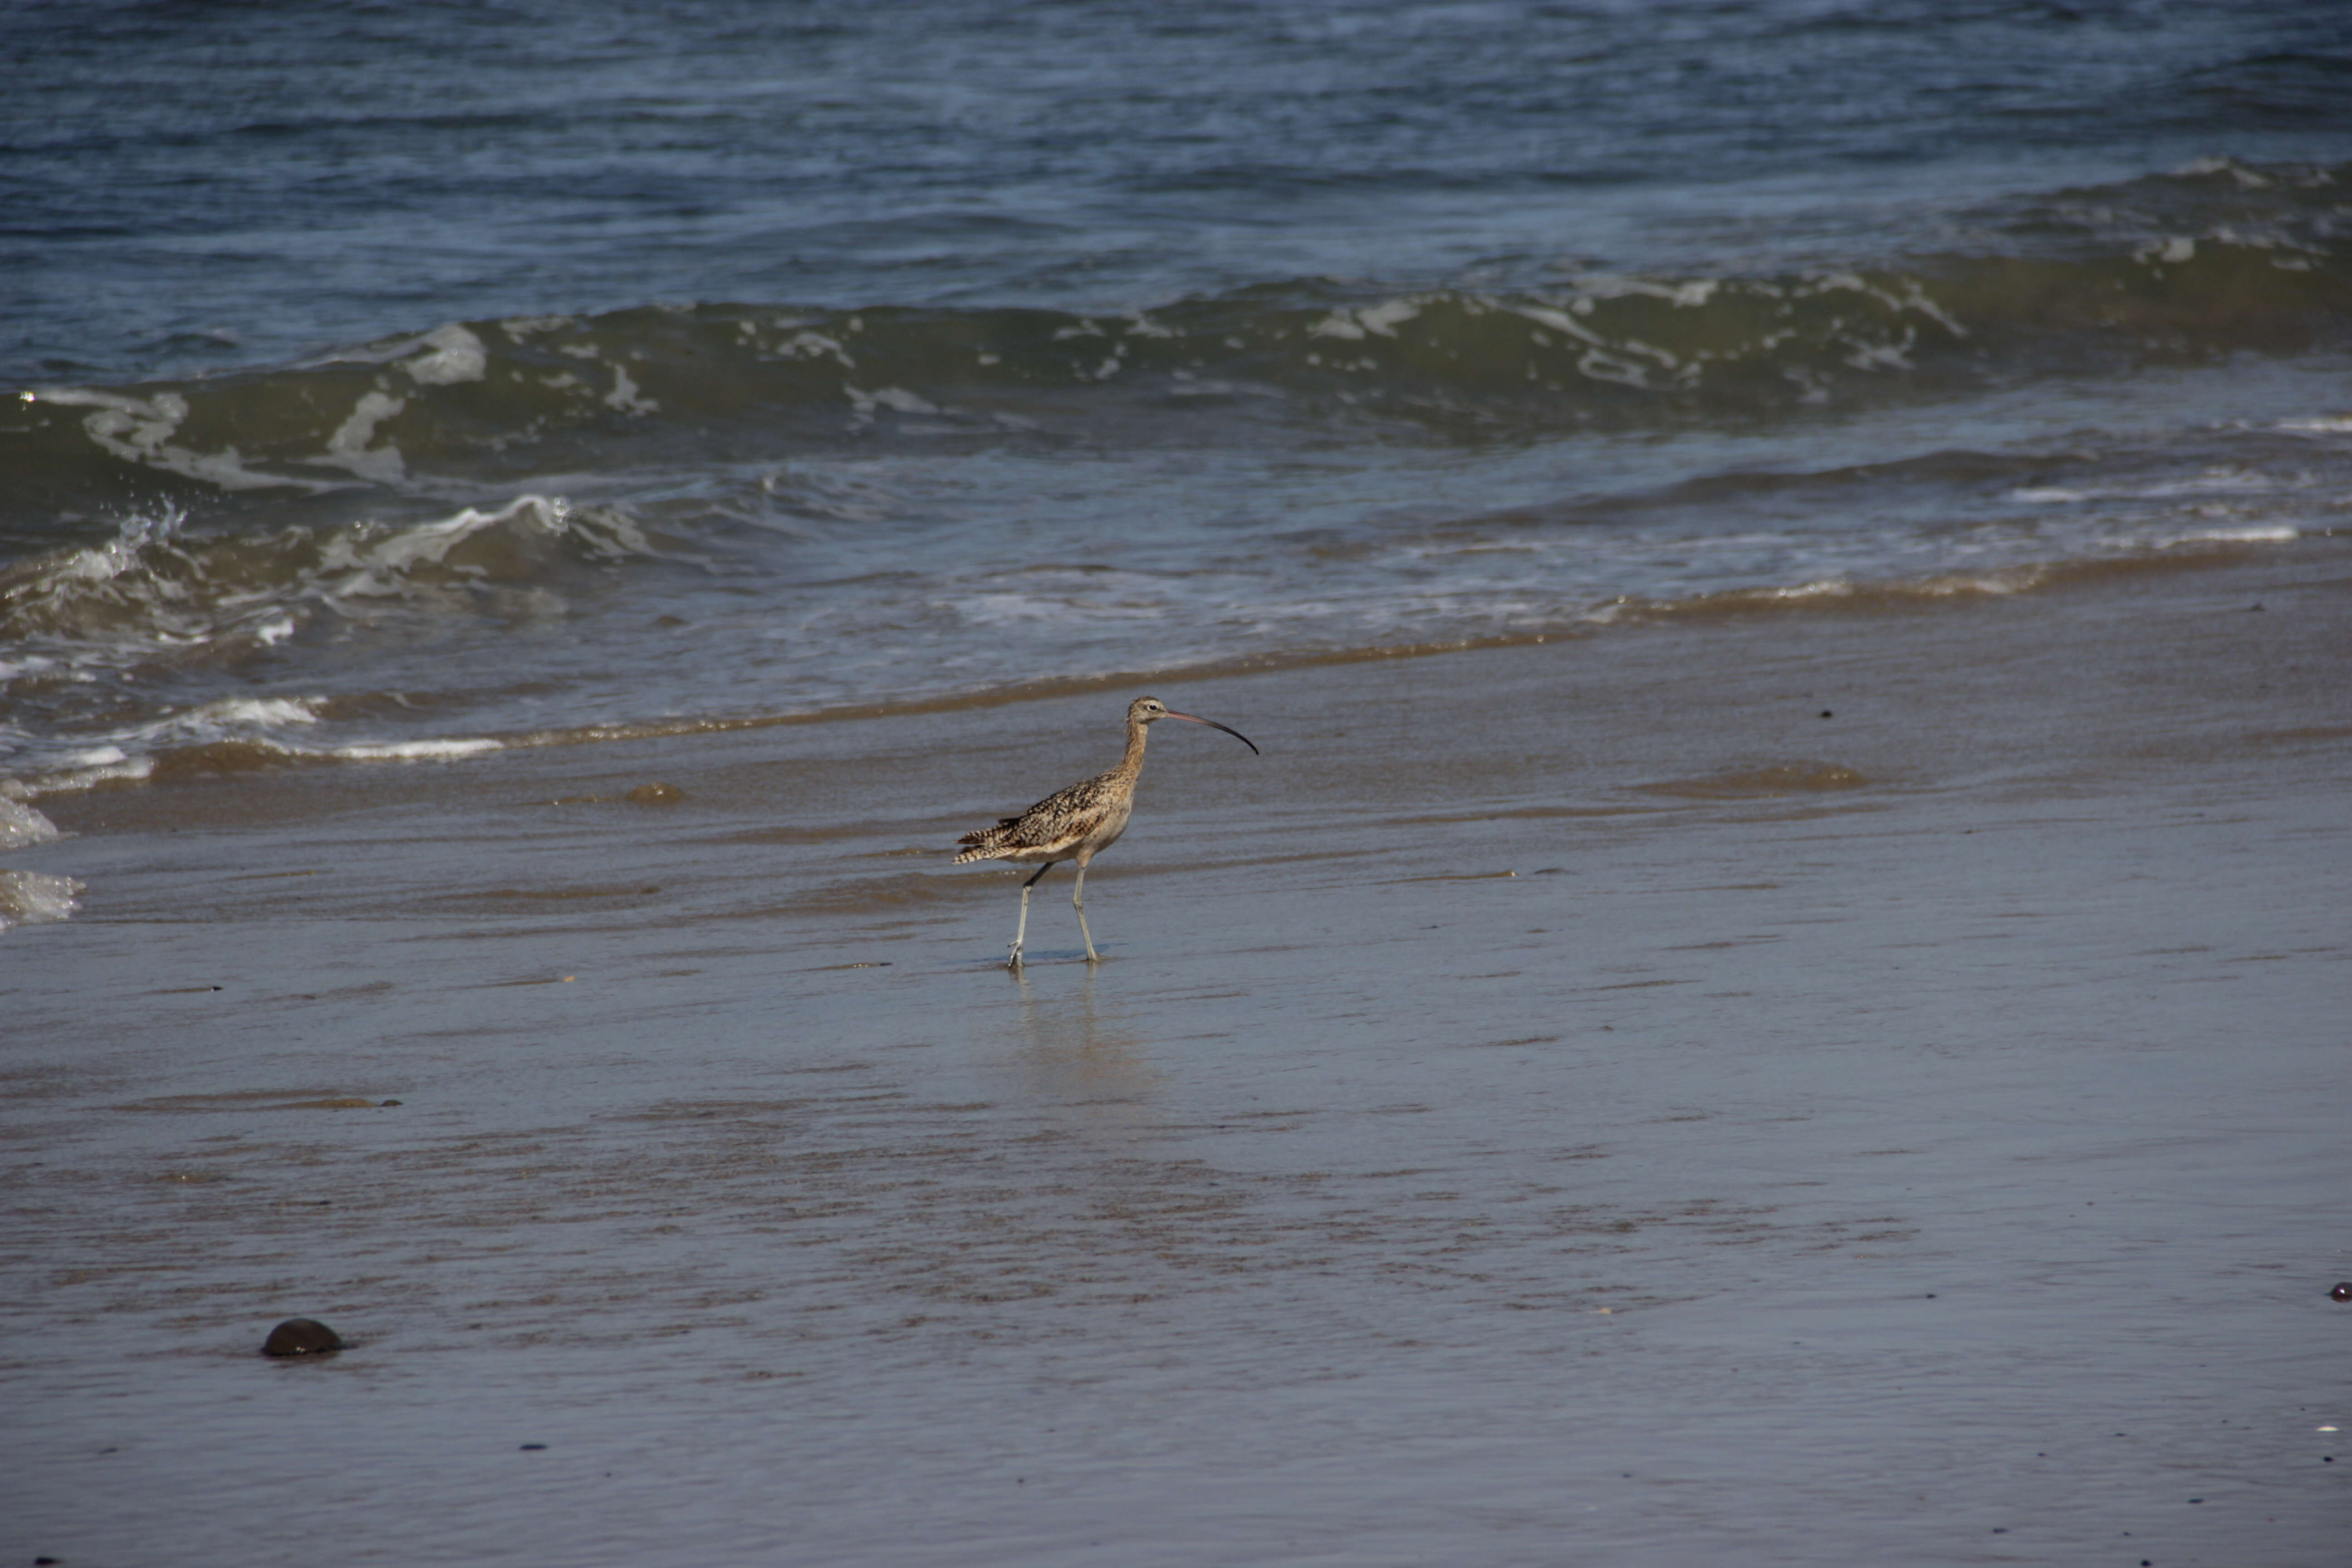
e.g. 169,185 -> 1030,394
1164,710 -> 1260,755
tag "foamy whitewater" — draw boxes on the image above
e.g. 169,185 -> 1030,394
5,2 -> 2350,800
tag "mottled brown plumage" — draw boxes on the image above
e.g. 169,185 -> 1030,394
954,696 -> 1258,967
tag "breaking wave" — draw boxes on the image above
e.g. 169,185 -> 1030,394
6,160 -> 2347,529
3,159 -> 2347,799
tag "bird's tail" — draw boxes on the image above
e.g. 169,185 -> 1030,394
951,819 -> 1020,863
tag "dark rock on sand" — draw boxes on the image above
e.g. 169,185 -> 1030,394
261,1317 -> 343,1356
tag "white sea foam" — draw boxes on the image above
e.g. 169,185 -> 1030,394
143,696 -> 324,739
322,390 -> 408,481
0,799 -> 61,849
34,505 -> 180,588
1309,297 -> 1431,343
956,590 -> 1166,628
848,386 -> 940,416
1911,569 -> 2044,597
604,364 -> 659,414
0,488 -> 694,798
2136,236 -> 2199,265
1753,578 -> 1860,601
402,323 -> 490,385
329,738 -> 503,761
2011,469 -> 2287,505
778,330 -> 854,367
1844,338 -> 1915,371
2173,156 -> 2274,190
1505,302 -> 1603,346
317,494 -> 569,593
1559,274 -> 1724,309
2141,470 -> 2274,497
1576,349 -> 1662,390
0,870 -> 83,933
7,363 -> 2336,811
37,756 -> 156,793
2153,525 -> 2299,546
34,388 -> 331,493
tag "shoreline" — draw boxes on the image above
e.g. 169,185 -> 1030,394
4,542 -> 2349,1564
7,529 -> 2331,805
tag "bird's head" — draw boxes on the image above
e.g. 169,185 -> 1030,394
1126,696 -> 1259,754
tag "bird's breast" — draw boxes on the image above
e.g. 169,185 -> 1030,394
1087,800 -> 1133,852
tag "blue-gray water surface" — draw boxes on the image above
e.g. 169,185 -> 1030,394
4,0 -> 2350,791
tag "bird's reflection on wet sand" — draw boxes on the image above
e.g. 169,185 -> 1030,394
1004,968 -> 1164,1131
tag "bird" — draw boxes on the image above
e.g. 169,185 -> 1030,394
953,696 -> 1259,968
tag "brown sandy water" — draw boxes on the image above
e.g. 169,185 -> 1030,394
4,546 -> 2349,1565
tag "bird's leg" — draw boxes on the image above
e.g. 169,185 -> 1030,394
1009,862 -> 1054,969
1072,865 -> 1100,963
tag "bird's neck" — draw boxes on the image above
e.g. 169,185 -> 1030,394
1114,717 -> 1150,775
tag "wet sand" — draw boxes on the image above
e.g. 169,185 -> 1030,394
5,543 -> 2350,1566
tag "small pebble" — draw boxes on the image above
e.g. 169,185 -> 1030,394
261,1317 -> 343,1357
2330,1281 -> 2351,1301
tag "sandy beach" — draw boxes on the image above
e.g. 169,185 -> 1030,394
11,5 -> 2352,1562
3,540 -> 2347,1564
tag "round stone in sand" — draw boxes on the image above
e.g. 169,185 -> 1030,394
262,1317 -> 343,1356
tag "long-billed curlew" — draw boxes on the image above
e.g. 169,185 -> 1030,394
953,696 -> 1259,968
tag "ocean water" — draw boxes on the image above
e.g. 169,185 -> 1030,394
5,0 -> 2352,795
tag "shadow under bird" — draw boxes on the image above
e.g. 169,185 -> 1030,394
953,696 -> 1259,968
